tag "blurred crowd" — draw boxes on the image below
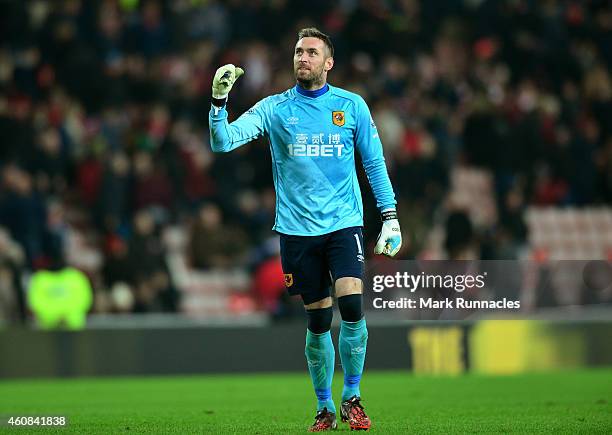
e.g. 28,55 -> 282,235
1,0 -> 611,321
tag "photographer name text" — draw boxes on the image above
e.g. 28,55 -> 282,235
372,297 -> 520,310
371,273 -> 520,310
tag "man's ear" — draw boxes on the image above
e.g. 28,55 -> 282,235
324,57 -> 334,72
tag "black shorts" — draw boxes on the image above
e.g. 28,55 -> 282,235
279,226 -> 365,305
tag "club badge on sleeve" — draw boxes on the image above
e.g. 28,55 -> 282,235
284,273 -> 294,287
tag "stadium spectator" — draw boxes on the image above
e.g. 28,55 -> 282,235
127,209 -> 178,312
0,227 -> 26,324
0,165 -> 47,267
187,203 -> 248,270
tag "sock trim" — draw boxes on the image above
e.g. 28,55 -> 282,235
315,388 -> 332,401
307,329 -> 331,337
340,318 -> 366,330
344,374 -> 361,386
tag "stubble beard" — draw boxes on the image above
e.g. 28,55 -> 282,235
295,66 -> 325,90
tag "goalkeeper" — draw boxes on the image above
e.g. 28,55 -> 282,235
209,27 -> 401,432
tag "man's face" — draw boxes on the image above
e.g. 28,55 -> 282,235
294,37 -> 333,87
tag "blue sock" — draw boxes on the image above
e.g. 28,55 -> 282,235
305,329 -> 336,413
339,318 -> 368,401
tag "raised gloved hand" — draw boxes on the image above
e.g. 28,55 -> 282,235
212,64 -> 244,100
374,209 -> 402,257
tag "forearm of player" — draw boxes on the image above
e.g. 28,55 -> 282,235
362,157 -> 396,211
363,158 -> 402,257
209,108 -> 266,153
209,108 -> 235,153
209,64 -> 243,153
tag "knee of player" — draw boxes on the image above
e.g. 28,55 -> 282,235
334,277 -> 362,298
337,293 -> 363,322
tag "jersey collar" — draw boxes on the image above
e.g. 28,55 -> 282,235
295,83 -> 330,98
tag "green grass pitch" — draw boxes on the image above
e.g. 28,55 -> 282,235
1,369 -> 610,433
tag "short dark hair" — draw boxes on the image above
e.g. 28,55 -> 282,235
297,27 -> 334,58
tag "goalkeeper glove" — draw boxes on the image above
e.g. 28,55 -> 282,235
374,209 -> 402,257
212,64 -> 244,100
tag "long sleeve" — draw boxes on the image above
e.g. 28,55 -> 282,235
208,99 -> 267,153
354,97 -> 397,211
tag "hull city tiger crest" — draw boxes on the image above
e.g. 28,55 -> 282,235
284,273 -> 293,287
332,111 -> 345,127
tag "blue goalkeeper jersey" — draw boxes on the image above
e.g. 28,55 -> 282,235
209,84 -> 396,236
